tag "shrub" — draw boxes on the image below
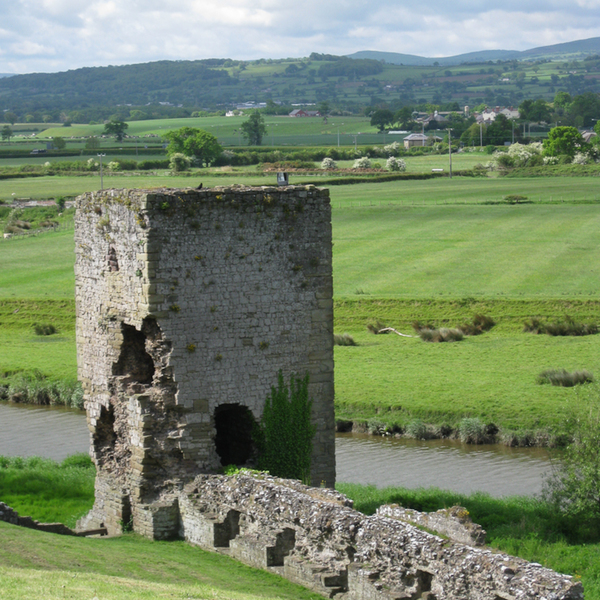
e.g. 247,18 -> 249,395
253,371 -> 316,482
386,157 -> 406,172
502,194 -> 528,204
352,157 -> 371,169
321,157 -> 337,170
458,418 -> 486,444
405,419 -> 428,440
418,327 -> 464,343
384,141 -> 400,156
367,320 -> 389,334
572,152 -> 588,165
33,323 -> 57,336
457,314 -> 496,336
334,333 -> 357,346
537,369 -> 594,387
169,153 -> 191,172
523,317 -> 598,336
543,385 -> 600,529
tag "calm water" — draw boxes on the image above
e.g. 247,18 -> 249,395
0,403 -> 554,497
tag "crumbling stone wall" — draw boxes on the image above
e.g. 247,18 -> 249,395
74,185 -> 335,535
178,473 -> 583,600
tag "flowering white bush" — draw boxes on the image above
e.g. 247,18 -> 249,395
43,161 -> 51,168
543,156 -> 559,165
572,152 -> 588,165
505,142 -> 543,166
384,141 -> 400,156
86,158 -> 99,171
352,156 -> 371,169
386,157 -> 406,172
321,157 -> 337,170
107,161 -> 120,172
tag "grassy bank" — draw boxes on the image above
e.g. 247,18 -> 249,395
2,195 -> 600,434
1,456 -> 598,599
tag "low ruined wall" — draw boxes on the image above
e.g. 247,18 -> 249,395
178,474 -> 583,600
0,502 -> 77,536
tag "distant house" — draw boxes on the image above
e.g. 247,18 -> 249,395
289,109 -> 321,117
403,133 -> 428,148
582,130 -> 598,143
403,133 -> 443,149
476,106 -> 519,123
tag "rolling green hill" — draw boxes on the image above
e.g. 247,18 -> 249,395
349,37 -> 600,65
2,39 -> 600,123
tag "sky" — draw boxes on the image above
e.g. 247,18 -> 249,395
2,0 -> 600,75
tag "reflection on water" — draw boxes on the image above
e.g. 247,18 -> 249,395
336,432 -> 554,497
0,403 -> 89,461
0,403 -> 554,497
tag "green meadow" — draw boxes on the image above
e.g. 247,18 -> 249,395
1,456 -> 598,599
1,173 -> 600,434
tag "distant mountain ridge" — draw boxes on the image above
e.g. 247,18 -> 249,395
348,36 -> 600,66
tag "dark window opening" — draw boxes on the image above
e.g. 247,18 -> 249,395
214,404 -> 256,466
113,323 -> 155,383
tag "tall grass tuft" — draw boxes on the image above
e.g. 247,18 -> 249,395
334,333 -> 357,346
33,323 -> 57,336
458,314 -> 496,336
418,327 -> 464,343
367,320 -> 389,334
537,369 -> 594,387
0,371 -> 84,408
524,316 -> 598,336
412,314 -> 494,342
405,419 -> 429,440
458,418 -> 487,444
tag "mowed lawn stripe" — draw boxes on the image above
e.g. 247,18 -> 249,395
333,204 -> 600,298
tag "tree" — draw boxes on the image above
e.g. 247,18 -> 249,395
240,112 -> 267,146
52,137 -> 66,150
543,126 -> 587,158
544,386 -> 600,534
164,127 -> 222,166
103,119 -> 128,141
1,125 -> 13,142
85,137 -> 101,150
4,111 -> 17,125
519,99 -> 551,123
569,92 -> 600,127
553,91 -> 572,114
394,106 -> 414,129
370,109 -> 394,132
486,114 -> 514,145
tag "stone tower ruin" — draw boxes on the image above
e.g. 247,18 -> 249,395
75,185 -> 335,536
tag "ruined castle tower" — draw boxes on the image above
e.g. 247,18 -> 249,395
75,185 -> 335,536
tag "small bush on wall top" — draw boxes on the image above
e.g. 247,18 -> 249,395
254,371 -> 316,483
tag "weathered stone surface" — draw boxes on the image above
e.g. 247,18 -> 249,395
75,185 -> 335,536
376,504 -> 487,546
178,474 -> 584,600
0,502 -> 78,536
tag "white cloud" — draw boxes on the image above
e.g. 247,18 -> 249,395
2,1 -> 600,73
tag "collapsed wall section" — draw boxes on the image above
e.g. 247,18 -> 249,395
75,185 -> 335,535
179,474 -> 584,600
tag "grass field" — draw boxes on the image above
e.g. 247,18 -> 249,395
2,182 -> 600,434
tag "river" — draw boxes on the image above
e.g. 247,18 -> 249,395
0,403 -> 553,497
